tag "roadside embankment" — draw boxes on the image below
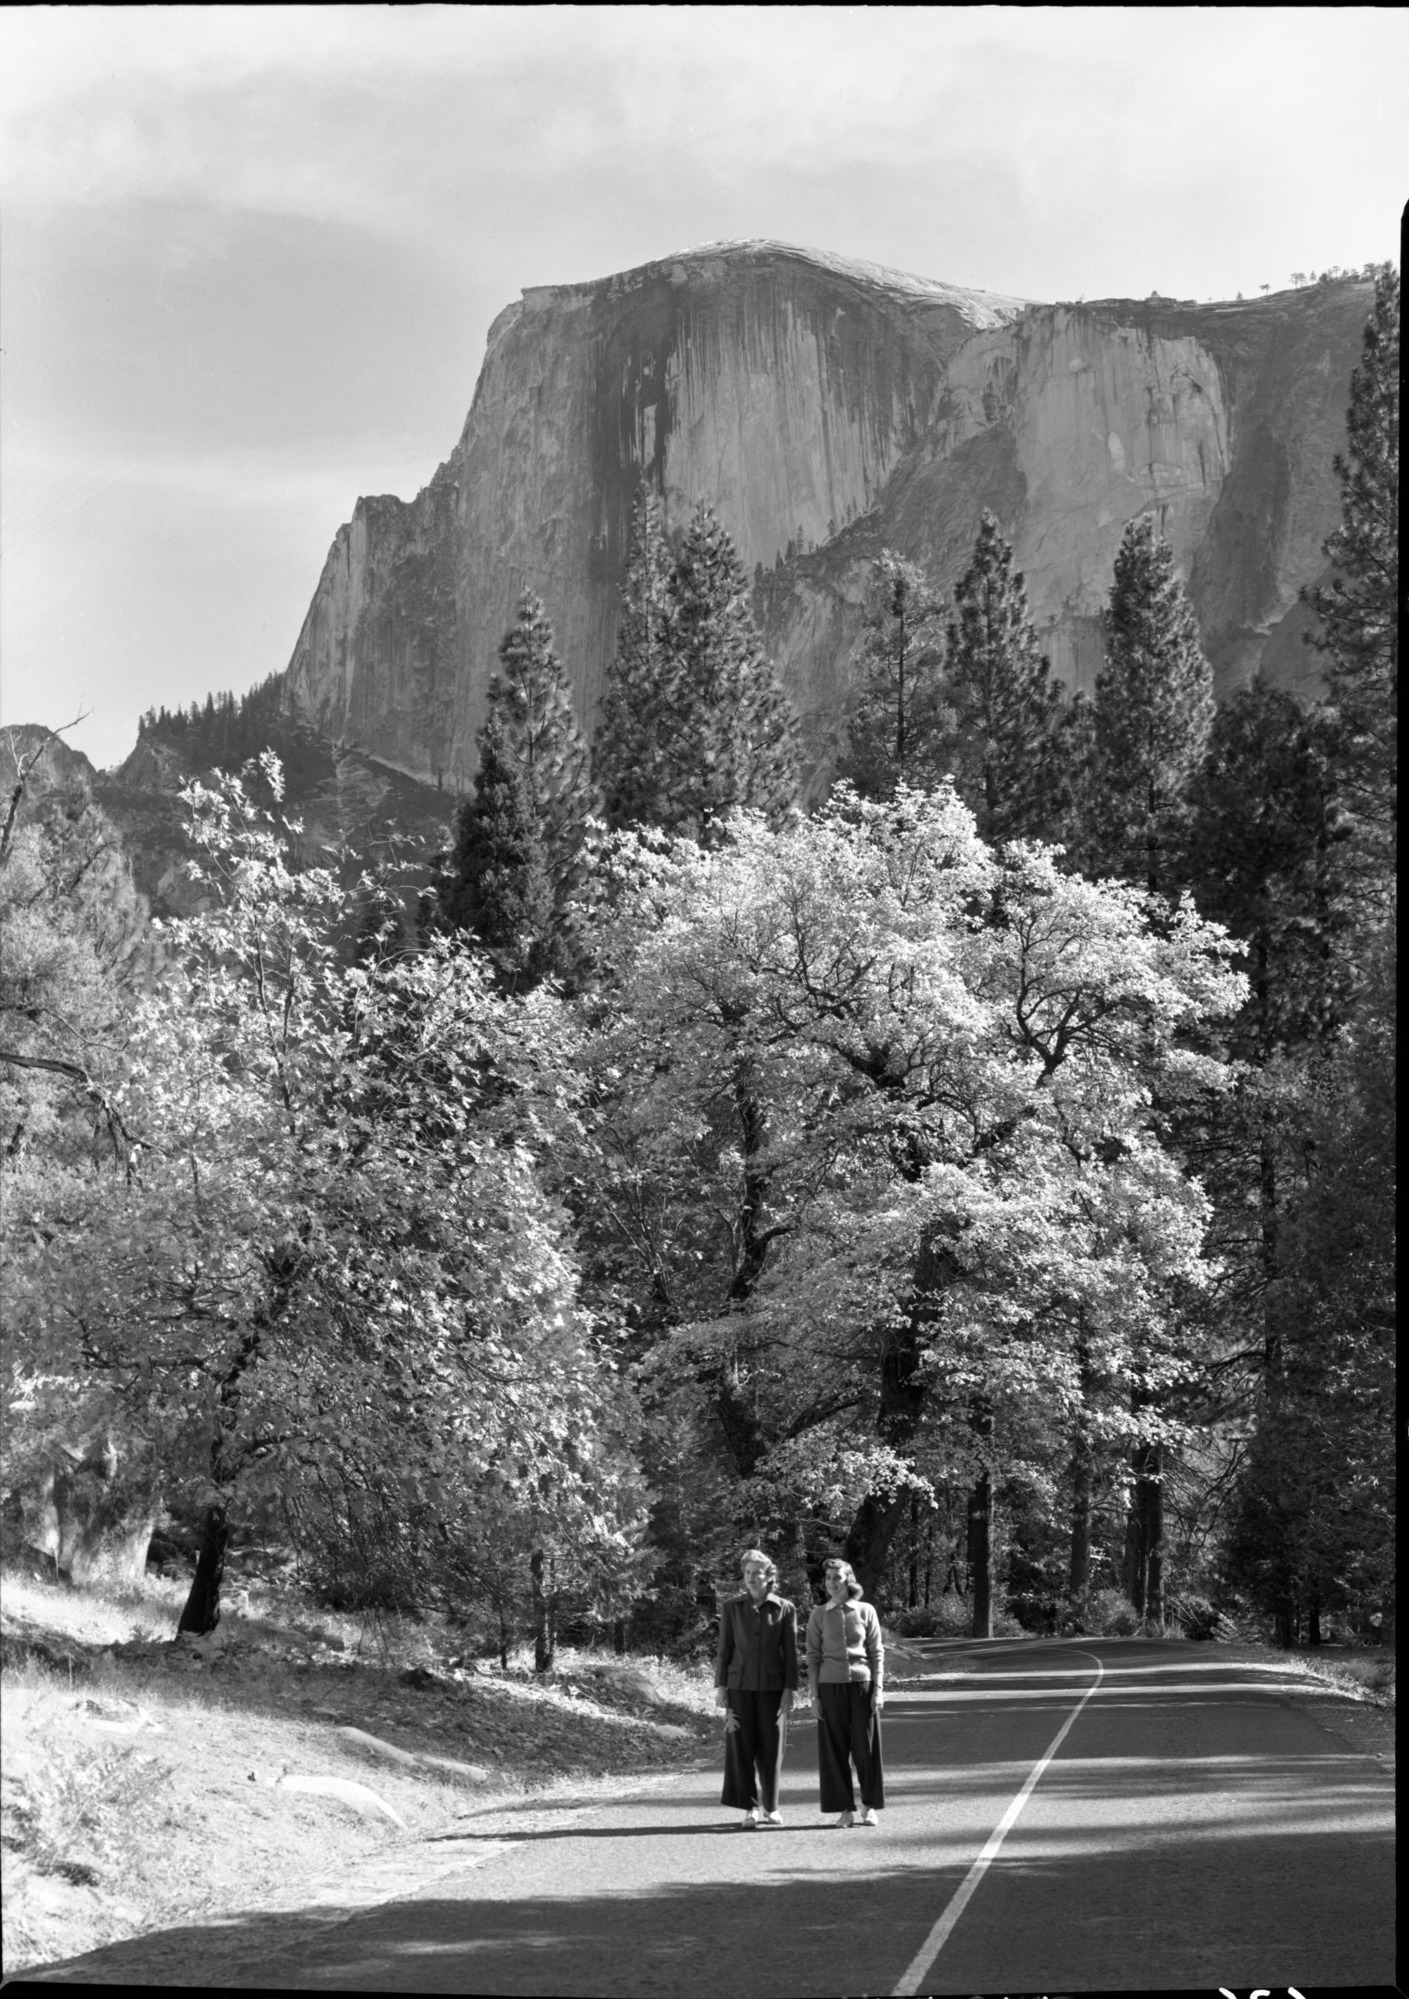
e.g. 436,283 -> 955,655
0,1565 -> 715,1977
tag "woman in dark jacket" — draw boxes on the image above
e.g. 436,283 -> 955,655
805,1556 -> 885,1826
714,1547 -> 800,1828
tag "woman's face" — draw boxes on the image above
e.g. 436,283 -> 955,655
824,1563 -> 850,1602
742,1560 -> 772,1600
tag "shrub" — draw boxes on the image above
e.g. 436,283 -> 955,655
889,1596 -> 1025,1639
1065,1588 -> 1140,1637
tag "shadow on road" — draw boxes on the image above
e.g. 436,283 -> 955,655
16,1821 -> 1395,1994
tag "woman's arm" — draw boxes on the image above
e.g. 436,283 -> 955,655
781,1602 -> 800,1693
805,1607 -> 823,1700
865,1603 -> 884,1701
714,1600 -> 734,1692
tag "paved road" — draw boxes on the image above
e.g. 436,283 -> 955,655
27,1639 -> 1396,1994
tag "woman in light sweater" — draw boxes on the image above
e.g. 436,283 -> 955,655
805,1556 -> 885,1827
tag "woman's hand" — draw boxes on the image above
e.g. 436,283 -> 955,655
780,1690 -> 795,1716
873,1689 -> 885,1711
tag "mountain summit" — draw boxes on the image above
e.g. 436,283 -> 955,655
282,243 -> 1373,787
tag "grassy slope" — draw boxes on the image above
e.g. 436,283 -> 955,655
0,1564 -> 716,1977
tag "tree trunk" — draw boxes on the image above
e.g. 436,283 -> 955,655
1068,1329 -> 1096,1599
968,1468 -> 992,1639
1271,1571 -> 1297,1648
612,1617 -> 627,1656
845,1490 -> 910,1601
907,1492 -> 920,1609
498,1599 -> 511,1673
1122,1440 -> 1163,1624
177,1502 -> 230,1636
530,1547 -> 554,1674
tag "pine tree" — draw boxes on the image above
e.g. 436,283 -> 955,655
485,591 -> 600,909
1072,516 -> 1215,892
1185,680 -> 1351,1056
934,513 -> 1066,842
598,502 -> 799,842
439,717 -> 557,992
665,504 -> 800,838
595,486 -> 674,830
1303,264 -> 1398,877
835,549 -> 946,801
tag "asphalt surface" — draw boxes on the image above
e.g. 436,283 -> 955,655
23,1638 -> 1397,1994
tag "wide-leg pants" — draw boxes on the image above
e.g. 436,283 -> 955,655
721,1690 -> 788,1811
816,1680 -> 885,1812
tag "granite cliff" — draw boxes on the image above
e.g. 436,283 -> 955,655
283,242 -> 1373,787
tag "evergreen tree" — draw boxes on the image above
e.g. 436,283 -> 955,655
1072,516 -> 1215,892
439,717 -> 557,992
597,501 -> 799,841
1185,680 -> 1351,1057
484,591 -> 600,909
1303,264 -> 1398,881
835,549 -> 946,801
596,486 -> 675,830
660,503 -> 800,839
935,512 -> 1066,842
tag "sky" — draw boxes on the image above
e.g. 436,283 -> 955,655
2,6 -> 1406,770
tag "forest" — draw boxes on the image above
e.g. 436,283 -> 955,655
1,269 -> 1395,1667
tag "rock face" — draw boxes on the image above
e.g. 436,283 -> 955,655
282,242 -> 1372,787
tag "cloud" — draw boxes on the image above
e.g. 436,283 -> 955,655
6,7 -> 1404,266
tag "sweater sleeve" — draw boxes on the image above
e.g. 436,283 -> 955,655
781,1601 -> 800,1692
805,1607 -> 823,1695
865,1604 -> 884,1696
714,1600 -> 734,1690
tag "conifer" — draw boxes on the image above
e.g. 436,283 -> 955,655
835,549 -> 946,801
935,513 -> 1065,842
485,591 -> 601,908
1185,680 -> 1351,1054
1303,264 -> 1398,874
439,716 -> 557,991
597,501 -> 799,841
1072,516 -> 1215,892
659,503 -> 800,840
596,486 -> 674,830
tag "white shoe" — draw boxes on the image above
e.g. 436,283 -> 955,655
832,1810 -> 854,1828
740,1808 -> 759,1829
858,1806 -> 879,1826
759,1809 -> 783,1827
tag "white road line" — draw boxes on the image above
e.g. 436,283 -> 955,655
891,1648 -> 1106,1998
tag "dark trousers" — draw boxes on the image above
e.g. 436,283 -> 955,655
816,1680 -> 885,1812
721,1690 -> 788,1811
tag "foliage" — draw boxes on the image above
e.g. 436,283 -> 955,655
4,760 -> 646,1637
935,513 -> 1066,842
835,549 -> 946,800
0,730 -> 149,1165
480,591 -> 601,912
1303,264 -> 1399,871
1221,927 -> 1395,1638
1068,516 -> 1215,893
596,501 -> 800,840
1185,680 -> 1351,1056
579,786 -> 1244,1607
435,717 -> 558,992
595,486 -> 676,831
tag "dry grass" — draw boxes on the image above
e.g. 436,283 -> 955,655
1258,1645 -> 1395,1705
0,1561 -> 716,1978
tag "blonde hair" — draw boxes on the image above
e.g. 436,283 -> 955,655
739,1547 -> 777,1586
